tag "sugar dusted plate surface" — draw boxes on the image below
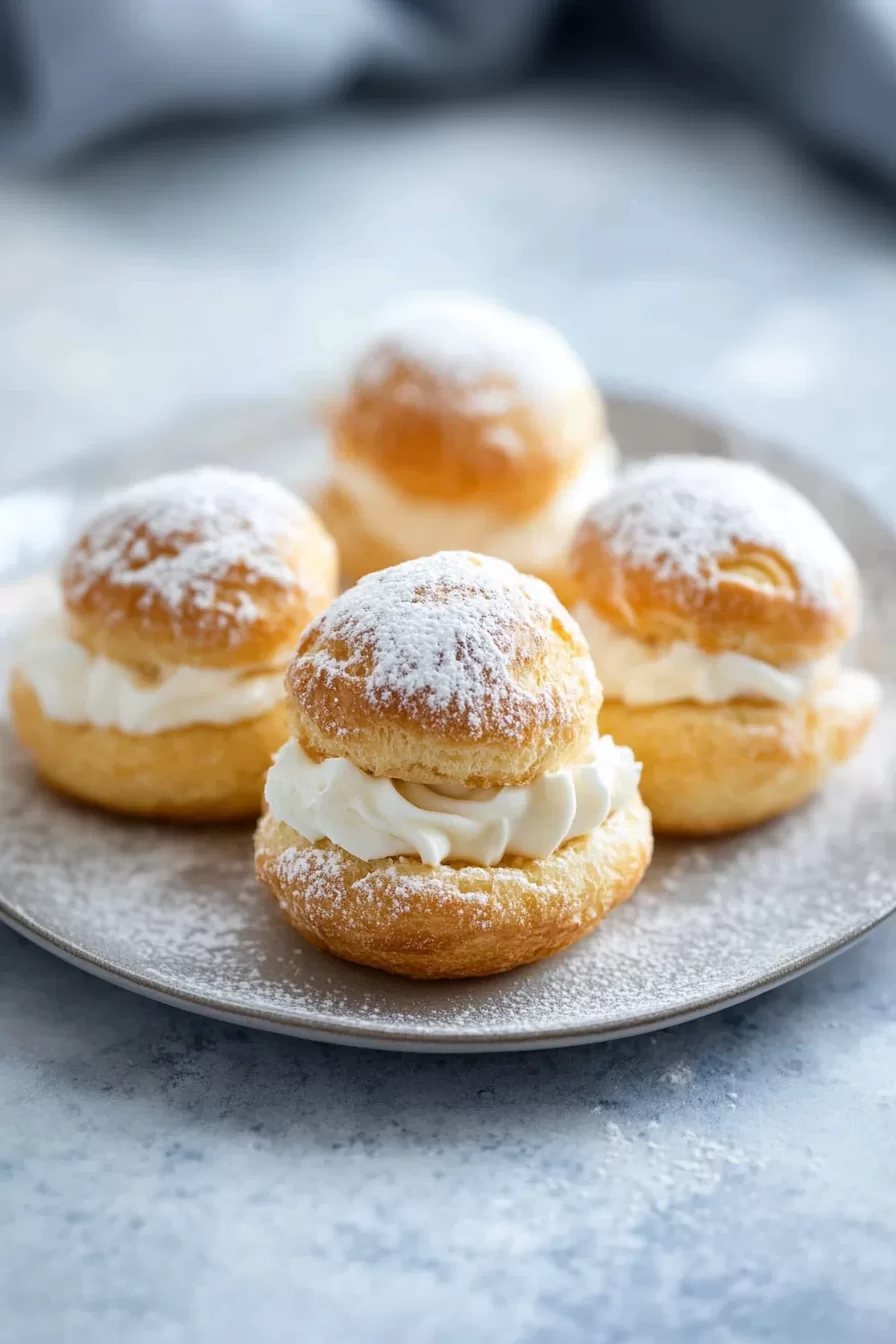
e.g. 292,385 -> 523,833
1,397 -> 894,1051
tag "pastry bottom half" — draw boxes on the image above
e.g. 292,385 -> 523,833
316,483 -> 579,608
254,794 -> 653,979
598,670 -> 879,836
9,673 -> 290,822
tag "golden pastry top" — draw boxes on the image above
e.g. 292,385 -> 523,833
330,292 -> 606,518
572,455 -> 859,666
286,550 -> 601,788
62,466 -> 338,669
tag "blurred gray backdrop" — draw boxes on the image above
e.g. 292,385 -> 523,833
1,0 -> 896,183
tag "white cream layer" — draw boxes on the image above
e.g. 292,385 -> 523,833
15,618 -> 286,734
575,605 -> 827,707
333,443 -> 616,573
264,734 -> 640,867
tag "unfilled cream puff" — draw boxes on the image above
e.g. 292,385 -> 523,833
318,292 -> 615,604
255,551 -> 652,979
571,455 -> 879,835
10,466 -> 338,820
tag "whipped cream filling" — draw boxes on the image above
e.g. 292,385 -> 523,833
15,618 -> 286,734
264,734 -> 640,866
575,605 -> 828,707
333,442 -> 616,573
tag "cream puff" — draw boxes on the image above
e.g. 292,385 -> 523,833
255,551 -> 652,979
571,455 -> 879,835
318,292 -> 615,604
9,466 -> 338,820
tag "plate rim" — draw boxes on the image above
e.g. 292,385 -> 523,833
1,890 -> 893,1053
3,390 -> 895,1052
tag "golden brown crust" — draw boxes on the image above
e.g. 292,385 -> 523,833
316,481 -> 580,606
9,673 -> 290,821
572,456 -> 859,665
62,467 -> 338,670
597,669 -> 879,835
331,355 -> 604,516
287,552 -> 600,788
254,793 -> 653,978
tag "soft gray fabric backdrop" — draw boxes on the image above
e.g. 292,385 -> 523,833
1,0 -> 896,181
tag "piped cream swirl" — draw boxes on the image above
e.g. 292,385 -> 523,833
575,605 -> 830,707
264,735 -> 640,866
15,618 -> 286,734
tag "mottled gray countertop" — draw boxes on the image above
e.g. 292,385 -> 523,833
2,83 -> 896,1343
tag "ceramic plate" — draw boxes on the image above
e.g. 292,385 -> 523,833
1,397 -> 894,1052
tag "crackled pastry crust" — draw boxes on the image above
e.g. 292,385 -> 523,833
286,551 -> 601,788
598,670 -> 878,834
255,793 -> 653,979
63,466 -> 338,670
323,294 -> 611,598
331,356 -> 602,517
330,293 -> 606,517
573,456 -> 859,666
10,673 -> 292,821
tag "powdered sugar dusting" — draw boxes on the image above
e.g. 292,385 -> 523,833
269,842 -> 503,930
586,456 -> 855,608
63,466 -> 308,642
1,693 -> 894,1039
353,292 -> 591,407
273,844 -> 344,907
298,550 -> 591,738
1,406 -> 894,1048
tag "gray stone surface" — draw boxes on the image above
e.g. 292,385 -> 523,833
2,83 -> 896,1342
